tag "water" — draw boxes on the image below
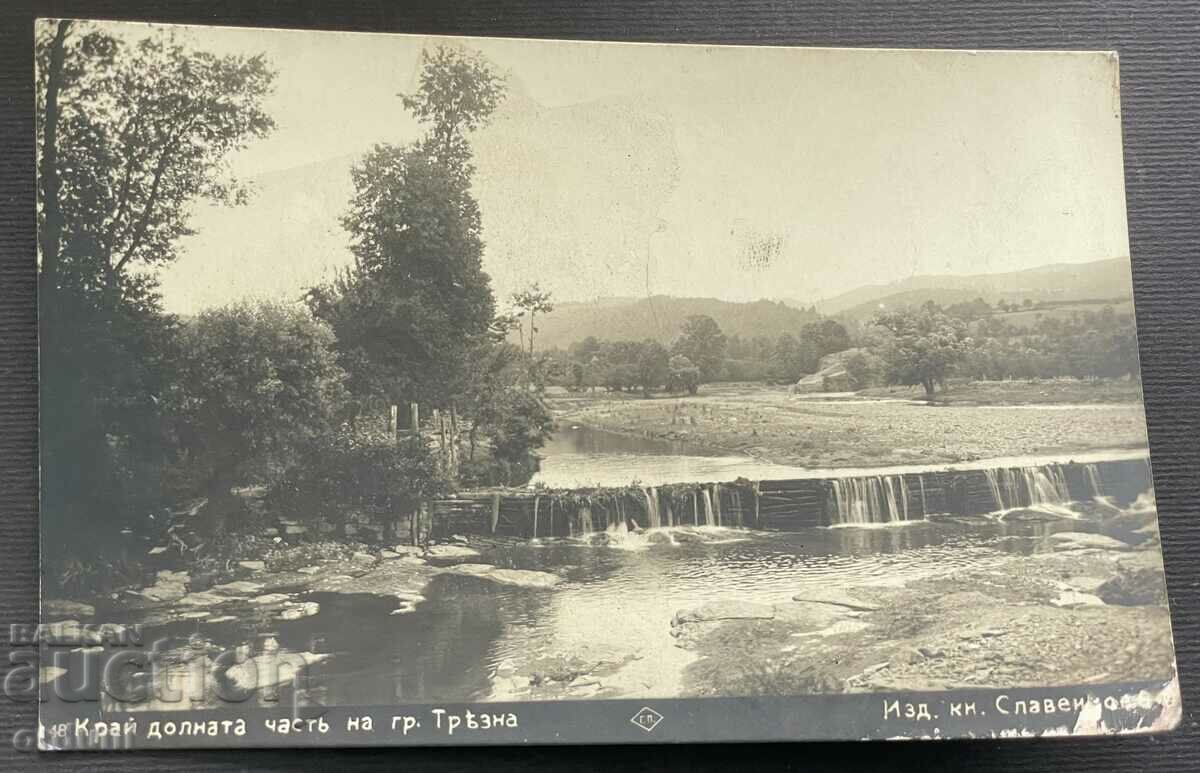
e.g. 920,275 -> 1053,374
92,425 -> 1158,711
532,425 -> 811,487
107,492 -> 1155,711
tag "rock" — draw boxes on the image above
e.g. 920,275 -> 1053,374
207,615 -> 237,624
277,601 -> 320,621
297,565 -> 322,575
672,600 -> 775,626
140,570 -> 190,602
449,534 -> 470,545
147,546 -> 168,555
1051,590 -> 1106,607
424,545 -> 482,563
918,646 -> 945,659
178,611 -> 211,620
1096,567 -> 1169,606
791,587 -> 881,612
1048,532 -> 1131,552
379,550 -> 400,560
44,599 -> 95,618
237,560 -> 267,572
568,675 -> 600,689
176,590 -> 240,608
351,551 -> 376,563
893,647 -> 926,666
446,564 -> 560,588
495,659 -> 517,677
250,593 -> 292,605
211,580 -> 264,595
391,545 -> 425,557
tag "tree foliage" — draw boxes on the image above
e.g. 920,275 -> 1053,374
672,314 -> 727,383
872,303 -> 971,396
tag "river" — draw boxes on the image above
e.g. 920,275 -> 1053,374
96,426 -> 1157,711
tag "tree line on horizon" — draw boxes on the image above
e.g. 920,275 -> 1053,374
530,294 -> 1140,398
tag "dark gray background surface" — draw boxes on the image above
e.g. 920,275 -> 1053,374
2,1 -> 1198,769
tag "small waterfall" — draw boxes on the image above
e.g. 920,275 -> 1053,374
701,488 -> 715,526
828,475 -> 921,526
983,464 -> 1076,514
713,484 -> 723,526
918,477 -> 928,518
532,496 -> 540,538
1082,463 -> 1104,497
578,505 -> 594,535
643,487 -> 662,529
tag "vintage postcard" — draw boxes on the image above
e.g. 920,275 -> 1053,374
34,19 -> 1178,748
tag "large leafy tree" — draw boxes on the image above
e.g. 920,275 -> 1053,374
174,303 -> 347,535
309,46 -> 504,410
873,303 -> 971,397
36,20 -> 275,564
672,314 -> 727,384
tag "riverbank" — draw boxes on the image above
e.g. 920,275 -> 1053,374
671,526 -> 1175,699
547,380 -> 1149,469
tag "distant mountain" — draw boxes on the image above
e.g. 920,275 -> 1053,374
525,296 -> 821,350
812,258 -> 1134,321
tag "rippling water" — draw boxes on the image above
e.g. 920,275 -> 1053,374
116,497 -> 1154,708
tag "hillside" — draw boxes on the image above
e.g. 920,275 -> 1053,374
525,296 -> 821,350
812,258 -> 1134,321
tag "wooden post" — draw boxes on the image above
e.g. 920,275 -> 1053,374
409,402 -> 420,434
490,492 -> 501,534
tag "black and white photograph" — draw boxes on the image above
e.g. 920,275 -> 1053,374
34,19 -> 1179,747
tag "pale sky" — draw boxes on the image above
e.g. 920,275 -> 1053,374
88,22 -> 1133,313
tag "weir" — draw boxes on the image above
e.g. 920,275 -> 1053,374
425,457 -> 1152,539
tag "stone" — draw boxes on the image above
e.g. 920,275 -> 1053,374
211,580 -> 264,595
445,564 -> 560,588
1048,532 -> 1131,552
1051,590 -> 1106,607
179,611 -> 211,620
1096,568 -> 1169,606
424,545 -> 482,562
207,615 -> 237,624
391,545 -> 424,557
297,565 -> 322,575
351,551 -> 376,563
277,601 -> 320,621
379,550 -> 401,560
250,593 -> 292,605
237,560 -> 266,572
672,600 -> 776,626
495,659 -> 517,677
147,546 -> 168,555
176,591 -> 237,608
568,675 -> 600,689
43,599 -> 95,619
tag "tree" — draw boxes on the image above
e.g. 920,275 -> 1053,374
510,282 -> 555,359
36,20 -> 275,574
800,319 -> 851,360
673,314 -> 727,383
309,45 -> 504,411
634,340 -> 670,396
872,306 -> 971,397
174,302 -> 347,535
668,354 -> 701,395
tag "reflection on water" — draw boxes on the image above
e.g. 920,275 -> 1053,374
106,499 -> 1156,709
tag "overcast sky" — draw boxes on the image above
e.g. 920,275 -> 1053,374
90,22 -> 1132,313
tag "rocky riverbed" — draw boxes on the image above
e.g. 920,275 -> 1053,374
671,531 -> 1175,698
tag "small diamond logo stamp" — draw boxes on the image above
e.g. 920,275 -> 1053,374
630,707 -> 664,733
